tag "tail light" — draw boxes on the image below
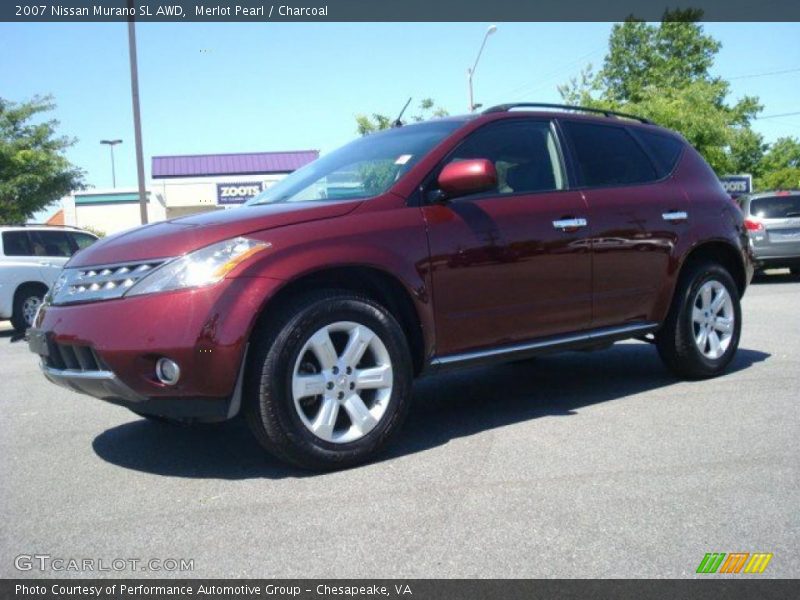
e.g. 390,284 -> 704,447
744,218 -> 764,232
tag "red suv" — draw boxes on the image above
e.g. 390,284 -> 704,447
29,104 -> 753,470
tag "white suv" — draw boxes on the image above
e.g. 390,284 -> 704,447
0,226 -> 98,332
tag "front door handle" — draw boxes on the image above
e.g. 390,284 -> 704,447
662,210 -> 688,222
552,217 -> 588,232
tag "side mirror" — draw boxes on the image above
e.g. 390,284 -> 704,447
437,159 -> 497,199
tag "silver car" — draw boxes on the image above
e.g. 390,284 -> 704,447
739,191 -> 800,275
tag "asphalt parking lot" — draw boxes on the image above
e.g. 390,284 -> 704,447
1,272 -> 798,579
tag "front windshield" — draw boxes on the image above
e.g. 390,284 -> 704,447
246,119 -> 464,205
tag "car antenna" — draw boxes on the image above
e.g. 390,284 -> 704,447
392,97 -> 412,128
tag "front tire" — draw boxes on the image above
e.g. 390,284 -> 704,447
245,291 -> 413,470
656,261 -> 741,380
11,284 -> 46,333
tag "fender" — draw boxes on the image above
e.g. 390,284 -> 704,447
233,199 -> 436,360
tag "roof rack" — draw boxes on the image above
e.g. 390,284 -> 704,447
482,102 -> 651,124
16,223 -> 82,230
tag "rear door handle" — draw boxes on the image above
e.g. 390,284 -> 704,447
38,261 -> 52,267
552,217 -> 588,231
662,211 -> 688,222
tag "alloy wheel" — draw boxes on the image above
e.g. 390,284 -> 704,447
691,280 -> 734,360
292,321 -> 393,444
22,295 -> 42,328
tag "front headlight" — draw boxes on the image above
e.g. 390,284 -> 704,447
125,237 -> 270,297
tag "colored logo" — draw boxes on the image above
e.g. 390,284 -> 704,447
697,552 -> 773,574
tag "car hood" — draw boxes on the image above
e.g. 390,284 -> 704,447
69,200 -> 361,267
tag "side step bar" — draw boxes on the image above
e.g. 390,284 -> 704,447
430,322 -> 660,371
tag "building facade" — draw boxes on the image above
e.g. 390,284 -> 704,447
151,150 -> 319,219
61,150 -> 318,235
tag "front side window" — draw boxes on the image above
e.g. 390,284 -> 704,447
1,231 -> 33,257
562,120 -> 658,187
70,232 -> 97,250
246,119 -> 465,206
440,120 -> 565,196
29,231 -> 74,257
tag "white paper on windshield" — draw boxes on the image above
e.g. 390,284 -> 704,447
395,154 -> 412,165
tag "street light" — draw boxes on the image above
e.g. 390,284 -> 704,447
100,139 -> 122,188
467,24 -> 497,112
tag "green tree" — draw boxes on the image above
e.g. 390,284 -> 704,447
355,98 -> 448,136
0,95 -> 84,224
756,136 -> 800,190
558,10 -> 763,176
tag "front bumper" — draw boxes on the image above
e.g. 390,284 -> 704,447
38,363 -> 239,421
29,276 -> 281,420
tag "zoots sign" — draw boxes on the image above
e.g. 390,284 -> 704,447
216,181 -> 267,205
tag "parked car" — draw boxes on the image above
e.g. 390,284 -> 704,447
1,225 -> 98,332
28,104 -> 753,470
738,190 -> 800,275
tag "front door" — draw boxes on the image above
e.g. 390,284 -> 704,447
422,119 -> 592,356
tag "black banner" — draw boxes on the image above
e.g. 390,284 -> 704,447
2,0 -> 800,22
3,580 -> 800,600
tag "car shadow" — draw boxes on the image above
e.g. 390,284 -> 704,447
0,328 -> 26,343
92,343 -> 770,480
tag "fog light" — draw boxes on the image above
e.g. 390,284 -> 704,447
155,358 -> 181,385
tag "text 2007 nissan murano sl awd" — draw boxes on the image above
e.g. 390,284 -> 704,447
29,104 -> 753,469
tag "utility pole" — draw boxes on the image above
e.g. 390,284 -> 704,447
127,0 -> 148,224
100,139 -> 122,188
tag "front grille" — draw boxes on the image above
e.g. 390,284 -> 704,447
44,340 -> 108,372
50,260 -> 166,305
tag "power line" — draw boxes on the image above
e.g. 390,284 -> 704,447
728,67 -> 800,81
755,111 -> 800,120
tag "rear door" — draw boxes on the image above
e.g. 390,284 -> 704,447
560,120 -> 687,328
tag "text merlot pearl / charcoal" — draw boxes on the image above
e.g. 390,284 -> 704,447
195,5 -> 330,17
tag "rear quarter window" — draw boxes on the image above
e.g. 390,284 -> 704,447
1,231 -> 34,257
633,129 -> 684,177
750,196 -> 800,219
561,120 -> 658,187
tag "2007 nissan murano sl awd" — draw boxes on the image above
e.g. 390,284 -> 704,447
29,104 -> 754,470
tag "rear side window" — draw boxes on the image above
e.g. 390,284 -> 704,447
562,121 -> 658,187
634,130 -> 684,176
2,231 -> 34,256
29,231 -> 74,257
750,196 -> 800,219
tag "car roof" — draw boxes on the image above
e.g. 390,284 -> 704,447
467,107 -> 683,140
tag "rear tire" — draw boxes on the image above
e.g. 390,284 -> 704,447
11,284 -> 46,333
656,261 -> 741,380
245,290 -> 413,471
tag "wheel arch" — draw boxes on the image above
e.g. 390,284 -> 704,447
14,280 -> 49,302
679,240 -> 747,298
248,265 -> 429,376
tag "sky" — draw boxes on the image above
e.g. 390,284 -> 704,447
1,21 -> 799,219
